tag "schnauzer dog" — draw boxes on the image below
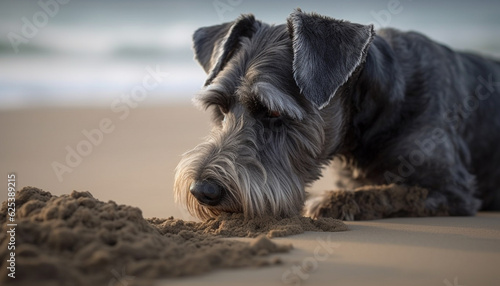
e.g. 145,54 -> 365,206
174,9 -> 500,220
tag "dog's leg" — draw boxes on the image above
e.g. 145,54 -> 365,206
305,184 -> 449,220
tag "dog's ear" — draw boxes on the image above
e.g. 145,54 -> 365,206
193,14 -> 256,86
287,9 -> 375,109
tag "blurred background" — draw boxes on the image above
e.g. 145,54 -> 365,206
1,0 -> 499,219
1,0 -> 499,108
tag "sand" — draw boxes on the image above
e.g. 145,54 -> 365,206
0,187 -> 289,285
150,213 -> 347,238
1,106 -> 499,286
0,187 -> 347,286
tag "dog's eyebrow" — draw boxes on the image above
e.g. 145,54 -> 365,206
251,82 -> 305,120
193,84 -> 232,110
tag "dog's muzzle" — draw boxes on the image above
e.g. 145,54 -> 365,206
190,180 -> 224,206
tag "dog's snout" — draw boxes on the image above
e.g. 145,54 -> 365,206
190,181 -> 223,206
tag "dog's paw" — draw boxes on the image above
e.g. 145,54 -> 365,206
304,190 -> 360,221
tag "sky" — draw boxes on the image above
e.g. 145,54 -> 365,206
1,0 -> 499,109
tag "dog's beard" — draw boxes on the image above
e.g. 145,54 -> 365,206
173,143 -> 244,220
174,118 -> 306,220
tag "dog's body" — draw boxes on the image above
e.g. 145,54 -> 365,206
175,10 -> 500,220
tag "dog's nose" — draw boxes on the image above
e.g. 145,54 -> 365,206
190,181 -> 223,206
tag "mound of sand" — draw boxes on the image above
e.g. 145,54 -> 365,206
0,187 -> 346,285
150,213 -> 347,238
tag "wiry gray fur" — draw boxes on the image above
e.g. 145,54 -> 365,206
175,9 -> 500,220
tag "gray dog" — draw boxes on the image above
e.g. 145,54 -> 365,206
174,9 -> 500,220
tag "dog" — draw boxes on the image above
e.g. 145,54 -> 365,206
174,9 -> 500,220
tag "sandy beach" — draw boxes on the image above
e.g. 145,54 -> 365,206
1,105 -> 499,285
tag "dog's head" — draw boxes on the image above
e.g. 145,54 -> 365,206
174,10 -> 375,220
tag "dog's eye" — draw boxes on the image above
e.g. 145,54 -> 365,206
267,110 -> 281,118
219,106 -> 229,114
